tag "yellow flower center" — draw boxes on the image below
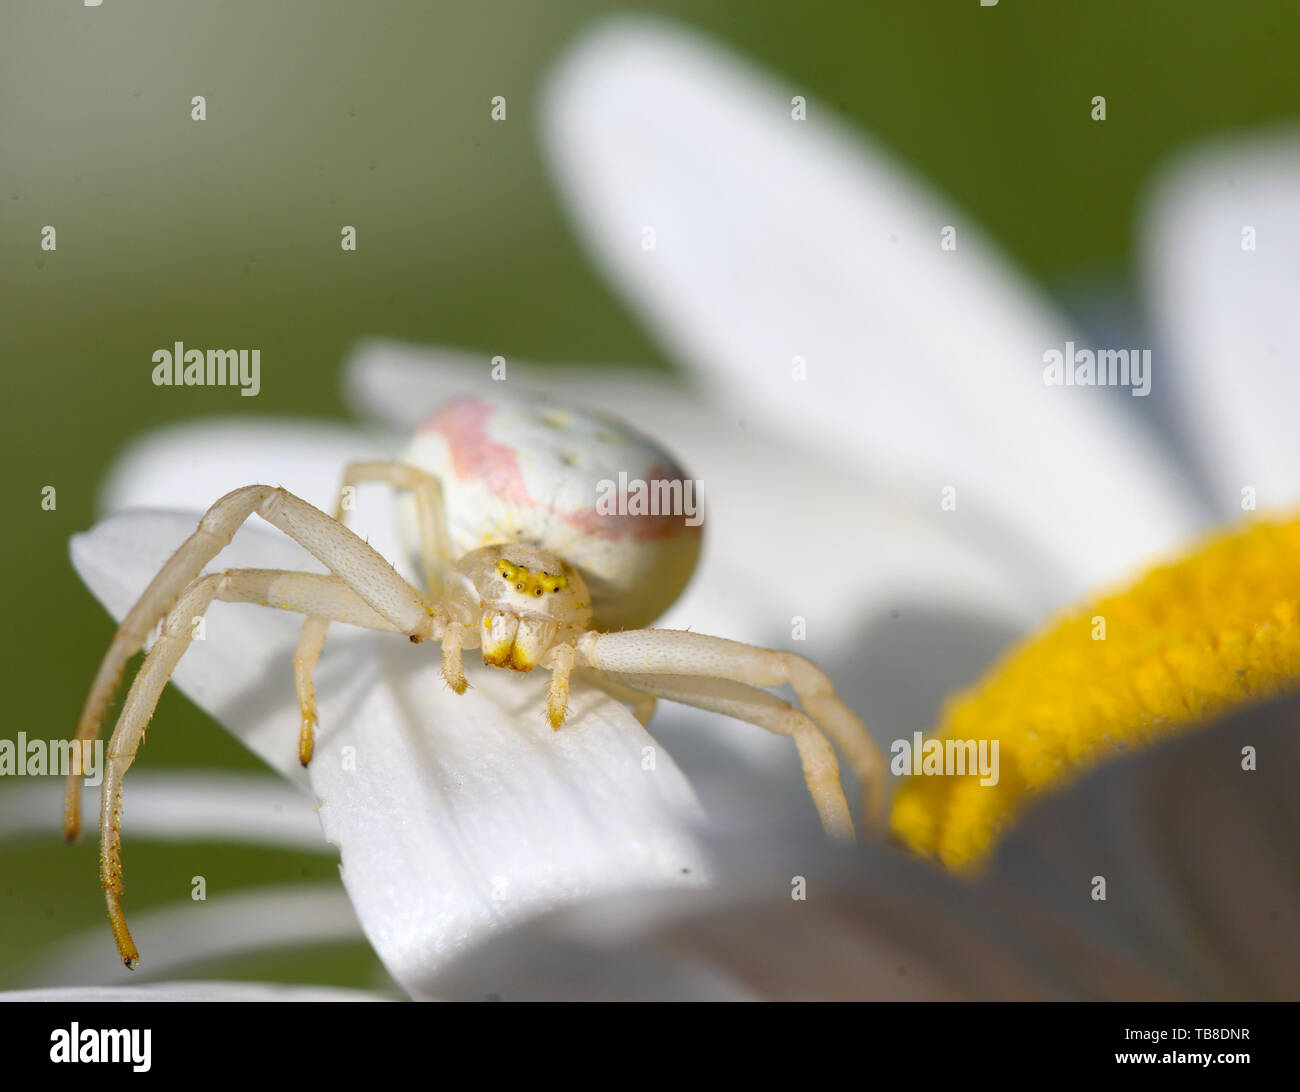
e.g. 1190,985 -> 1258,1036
889,514 -> 1300,872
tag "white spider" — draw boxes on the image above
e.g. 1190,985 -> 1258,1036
65,396 -> 885,967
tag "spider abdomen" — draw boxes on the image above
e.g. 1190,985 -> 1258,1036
401,396 -> 703,629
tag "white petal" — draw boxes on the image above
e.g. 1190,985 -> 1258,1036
435,695 -> 1300,1000
97,417 -> 414,583
0,982 -> 389,1002
1141,130 -> 1300,513
69,510 -> 709,994
310,647 -> 708,1000
428,833 -> 1156,1000
20,886 -> 366,988
541,17 -> 1206,600
0,772 -> 326,850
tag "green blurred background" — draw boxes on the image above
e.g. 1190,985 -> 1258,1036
3,0 -> 1297,992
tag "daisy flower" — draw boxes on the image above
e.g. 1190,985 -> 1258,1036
15,15 -> 1298,1000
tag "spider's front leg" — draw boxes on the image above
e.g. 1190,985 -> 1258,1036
72,483 -> 441,966
292,461 -> 451,765
65,482 -> 435,840
98,567 -> 415,967
611,671 -> 854,840
573,630 -> 885,839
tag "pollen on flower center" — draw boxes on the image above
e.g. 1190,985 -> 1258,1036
890,514 -> 1300,873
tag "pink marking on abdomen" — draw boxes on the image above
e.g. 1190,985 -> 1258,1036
423,398 -> 532,507
422,400 -> 701,543
564,463 -> 702,543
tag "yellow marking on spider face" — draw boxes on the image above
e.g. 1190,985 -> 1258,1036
508,647 -> 537,671
496,560 -> 568,597
482,643 -> 513,669
890,515 -> 1300,874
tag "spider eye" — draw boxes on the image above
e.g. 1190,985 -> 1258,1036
534,589 -> 543,597
515,583 -> 523,591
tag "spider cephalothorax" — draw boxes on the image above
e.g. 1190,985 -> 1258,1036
446,545 -> 592,674
65,395 -> 884,968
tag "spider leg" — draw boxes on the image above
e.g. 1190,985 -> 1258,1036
597,671 -> 853,841
100,567 -> 408,968
326,460 -> 451,595
293,617 -> 330,766
545,643 -> 577,729
293,462 -> 451,764
440,621 -> 468,694
575,630 -> 885,837
573,668 -> 657,727
66,483 -> 436,841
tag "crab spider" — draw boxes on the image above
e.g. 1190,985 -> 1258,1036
66,397 -> 885,968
